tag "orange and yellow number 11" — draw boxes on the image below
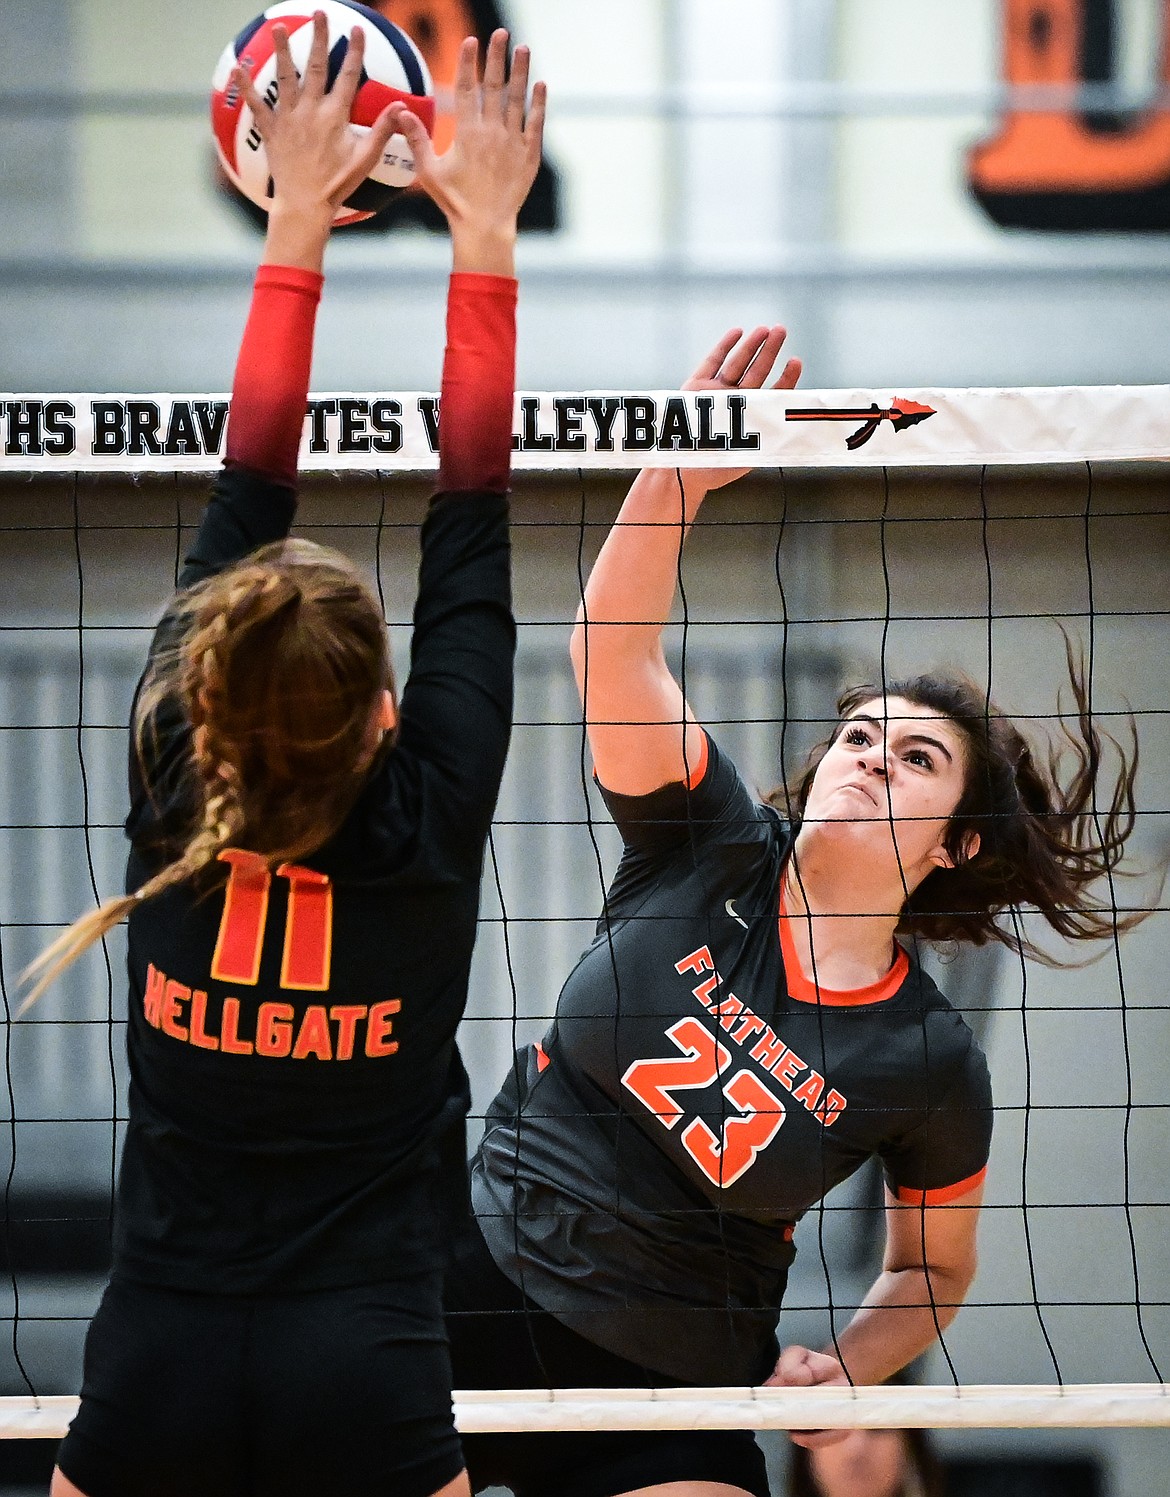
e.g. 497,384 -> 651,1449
211,849 -> 333,992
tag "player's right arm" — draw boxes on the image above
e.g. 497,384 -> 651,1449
570,327 -> 801,796
131,14 -> 400,805
179,13 -> 400,593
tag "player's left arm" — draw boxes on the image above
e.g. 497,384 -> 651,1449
768,1178 -> 984,1448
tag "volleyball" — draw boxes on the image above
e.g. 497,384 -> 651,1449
210,0 -> 435,226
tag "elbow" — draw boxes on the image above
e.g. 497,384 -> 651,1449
930,1252 -> 978,1320
955,1250 -> 978,1304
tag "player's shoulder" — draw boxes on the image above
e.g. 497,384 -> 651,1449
695,734 -> 781,820
892,952 -> 981,1039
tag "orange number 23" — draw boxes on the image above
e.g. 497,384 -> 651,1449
622,1017 -> 786,1188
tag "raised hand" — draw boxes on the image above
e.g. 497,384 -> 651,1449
234,10 -> 400,265
765,1343 -> 852,1450
388,29 -> 547,274
679,324 -> 802,493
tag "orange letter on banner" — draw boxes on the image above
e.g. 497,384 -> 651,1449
277,864 -> 333,991
211,850 -> 271,986
969,0 -> 1170,228
379,1 -> 480,162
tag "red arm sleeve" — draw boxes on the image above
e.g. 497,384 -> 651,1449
436,271 -> 518,496
225,263 -> 324,487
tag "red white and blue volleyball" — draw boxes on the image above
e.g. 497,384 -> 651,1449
211,1 -> 435,226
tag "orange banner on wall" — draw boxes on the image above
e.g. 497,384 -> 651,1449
969,0 -> 1170,229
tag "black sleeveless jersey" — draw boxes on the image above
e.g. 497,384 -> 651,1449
473,734 -> 992,1384
116,466 -> 514,1294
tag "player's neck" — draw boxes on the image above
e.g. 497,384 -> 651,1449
780,859 -> 902,989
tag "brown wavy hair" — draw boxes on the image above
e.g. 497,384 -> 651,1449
23,539 -> 391,1005
768,640 -> 1146,962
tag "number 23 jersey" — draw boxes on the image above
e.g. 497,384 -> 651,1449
473,732 -> 992,1384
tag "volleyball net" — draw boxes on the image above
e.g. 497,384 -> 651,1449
0,385 -> 1166,1441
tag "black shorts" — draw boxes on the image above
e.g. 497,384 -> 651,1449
445,1219 -> 770,1497
58,1272 -> 465,1497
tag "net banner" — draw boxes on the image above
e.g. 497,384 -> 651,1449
1,1385 -> 1169,1438
0,386 -> 1167,473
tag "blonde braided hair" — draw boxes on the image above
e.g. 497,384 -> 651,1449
23,541 -> 391,1008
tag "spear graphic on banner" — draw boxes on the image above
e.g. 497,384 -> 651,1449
785,398 -> 937,450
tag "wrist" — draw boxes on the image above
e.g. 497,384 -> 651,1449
635,465 -> 711,517
262,201 -> 334,274
448,219 -> 518,277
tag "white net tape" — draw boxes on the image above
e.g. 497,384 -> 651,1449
0,386 -> 1168,473
0,1386 -> 1167,1439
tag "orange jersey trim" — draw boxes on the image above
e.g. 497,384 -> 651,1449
682,729 -> 710,791
778,897 -> 909,1007
592,728 -> 710,797
894,1165 -> 987,1207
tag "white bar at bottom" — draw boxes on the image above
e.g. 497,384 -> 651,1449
1,1385 -> 1169,1439
455,1384 -> 1170,1432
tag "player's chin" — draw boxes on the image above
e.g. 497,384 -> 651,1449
802,808 -> 885,838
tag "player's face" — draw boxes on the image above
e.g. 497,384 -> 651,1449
801,696 -> 973,889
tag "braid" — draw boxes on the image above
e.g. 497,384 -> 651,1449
24,539 -> 389,1010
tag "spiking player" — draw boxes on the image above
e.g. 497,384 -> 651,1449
27,19 -> 544,1497
445,327 -> 1145,1497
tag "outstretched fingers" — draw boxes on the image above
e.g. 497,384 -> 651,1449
690,328 -> 745,384
301,8 -> 331,99
452,33 -> 479,124
386,103 -> 437,179
524,77 -> 547,157
332,25 -> 369,114
774,355 -> 802,390
740,325 -> 796,388
505,42 -> 530,129
721,326 -> 776,387
233,62 -> 272,136
272,22 -> 299,107
481,27 -> 509,115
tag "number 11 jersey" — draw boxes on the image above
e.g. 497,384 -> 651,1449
117,465 -> 514,1296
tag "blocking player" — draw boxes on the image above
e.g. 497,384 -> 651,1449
445,327 -> 1143,1497
27,18 -> 544,1497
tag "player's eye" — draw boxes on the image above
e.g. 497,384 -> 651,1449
842,726 -> 871,747
905,748 -> 934,770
